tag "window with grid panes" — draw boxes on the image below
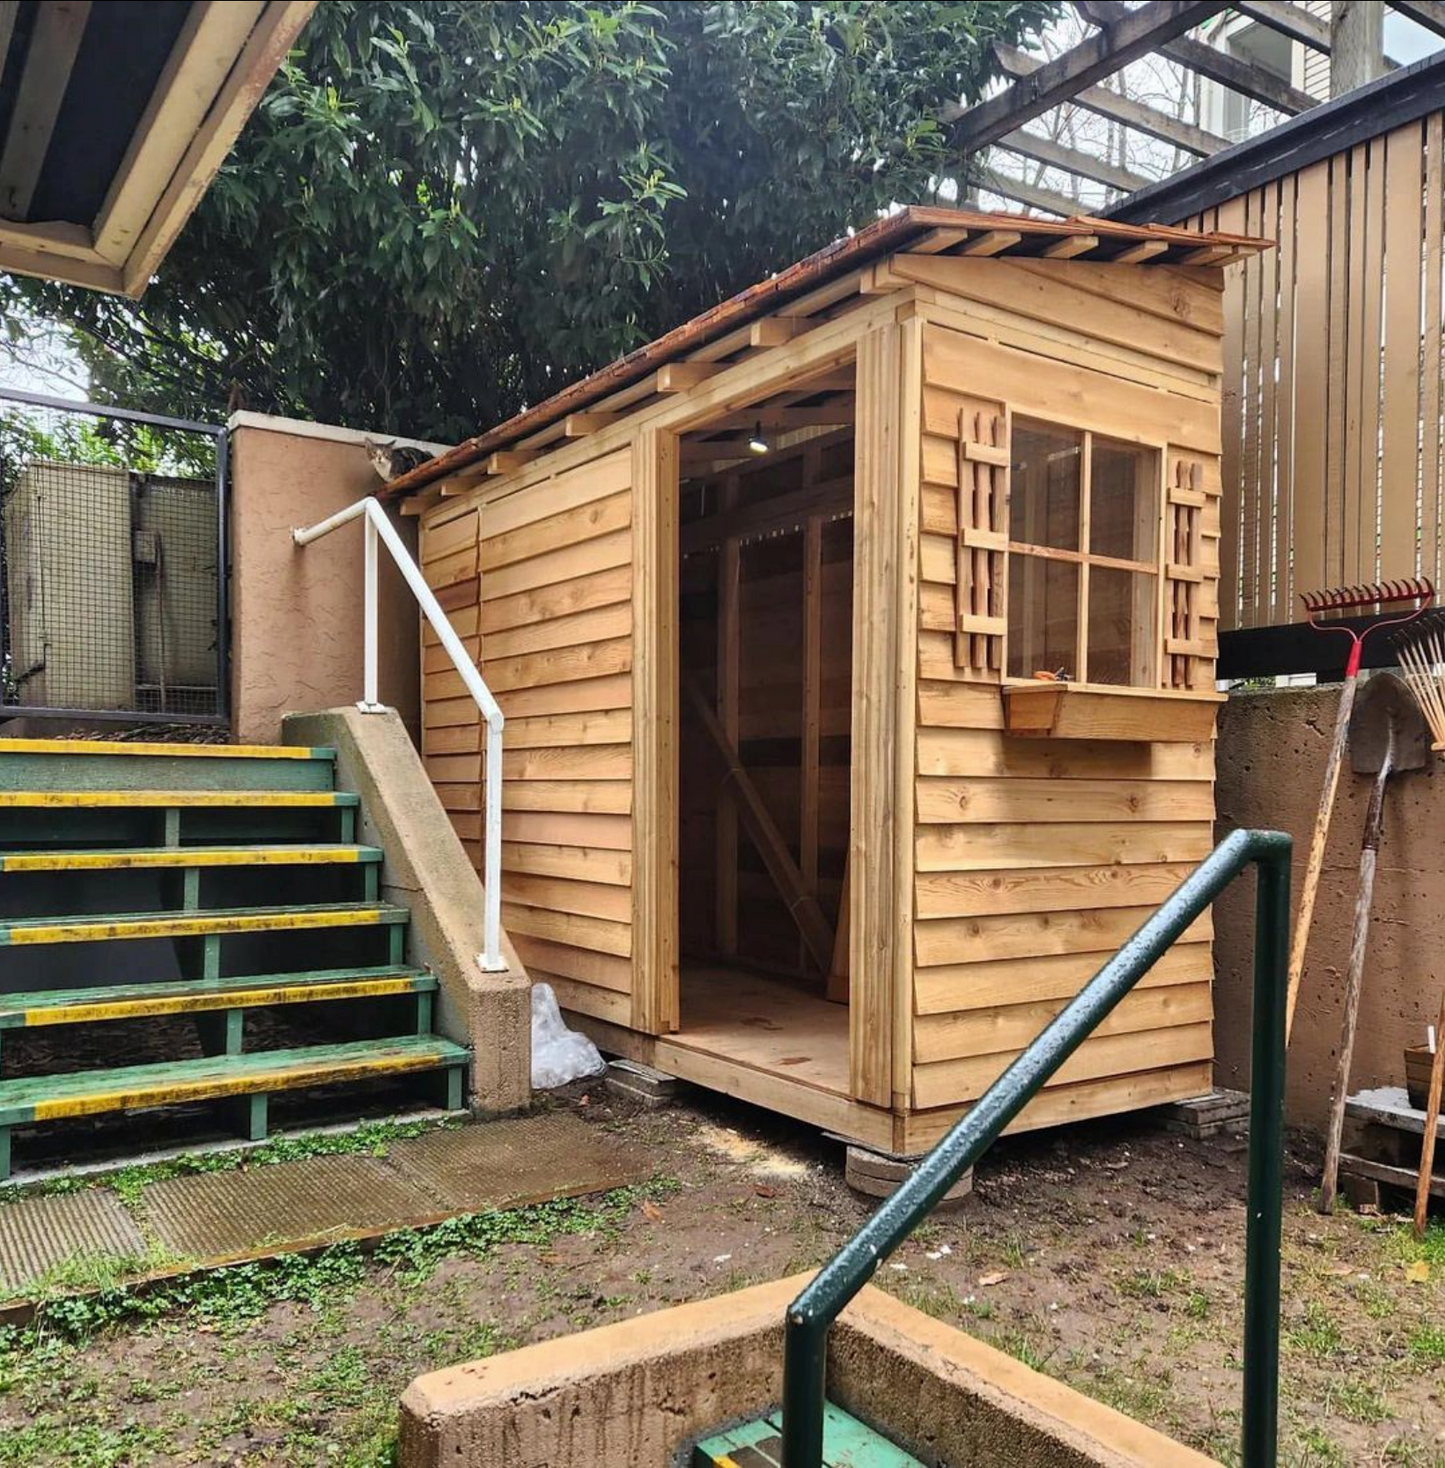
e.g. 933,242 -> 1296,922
1005,417 -> 1161,688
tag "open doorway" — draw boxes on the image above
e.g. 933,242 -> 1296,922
670,365 -> 856,1099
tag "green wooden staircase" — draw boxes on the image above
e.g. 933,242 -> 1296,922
0,737 -> 469,1179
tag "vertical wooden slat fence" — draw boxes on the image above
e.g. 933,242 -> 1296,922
1183,109 -> 1445,630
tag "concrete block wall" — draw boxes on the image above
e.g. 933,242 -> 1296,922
1212,683 -> 1443,1129
229,413 -> 443,746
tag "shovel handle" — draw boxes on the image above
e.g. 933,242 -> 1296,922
1285,676 -> 1358,1044
1415,991 -> 1445,1239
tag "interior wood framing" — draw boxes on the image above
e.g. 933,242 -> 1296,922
416,225 -> 1233,1152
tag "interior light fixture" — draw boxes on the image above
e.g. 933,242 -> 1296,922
748,420 -> 769,455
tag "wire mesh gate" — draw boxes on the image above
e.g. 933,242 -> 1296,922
0,388 -> 227,726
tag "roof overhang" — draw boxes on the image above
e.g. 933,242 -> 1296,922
381,205 -> 1270,503
0,0 -> 315,297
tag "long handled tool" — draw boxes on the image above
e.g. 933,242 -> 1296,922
1415,992 -> 1445,1239
1285,578 -> 1433,1043
1318,673 -> 1428,1213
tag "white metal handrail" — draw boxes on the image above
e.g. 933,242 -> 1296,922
293,497 -> 506,971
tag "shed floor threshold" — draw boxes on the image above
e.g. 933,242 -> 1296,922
669,966 -> 850,1100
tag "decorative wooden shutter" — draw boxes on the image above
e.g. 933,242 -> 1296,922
1162,455 -> 1219,689
953,406 -> 1010,676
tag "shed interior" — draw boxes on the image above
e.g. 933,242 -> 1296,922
674,368 -> 858,1099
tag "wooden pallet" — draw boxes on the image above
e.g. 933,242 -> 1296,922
1339,1087 -> 1445,1210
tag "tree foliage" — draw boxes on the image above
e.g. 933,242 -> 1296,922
4,1 -> 1054,442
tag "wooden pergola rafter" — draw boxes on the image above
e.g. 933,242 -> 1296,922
948,0 -> 1439,218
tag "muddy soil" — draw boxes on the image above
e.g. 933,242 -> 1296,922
0,1083 -> 1441,1467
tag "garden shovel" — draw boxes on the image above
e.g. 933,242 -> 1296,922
1318,673 -> 1429,1213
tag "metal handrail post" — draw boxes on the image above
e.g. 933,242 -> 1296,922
293,497 -> 507,971
779,829 -> 1291,1468
1242,841 -> 1290,1465
361,511 -> 382,712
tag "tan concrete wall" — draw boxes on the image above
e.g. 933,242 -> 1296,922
230,414 -> 440,744
1213,684 -> 1443,1129
284,707 -> 530,1115
399,1274 -> 1218,1468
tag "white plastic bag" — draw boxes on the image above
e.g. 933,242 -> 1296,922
530,981 -> 606,1089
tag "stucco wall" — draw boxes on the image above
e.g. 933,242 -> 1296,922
229,414 -> 440,744
1213,683 -> 1443,1129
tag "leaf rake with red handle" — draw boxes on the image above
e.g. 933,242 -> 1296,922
1286,577 -> 1435,1042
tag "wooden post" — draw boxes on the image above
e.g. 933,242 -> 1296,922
1415,990 -> 1445,1239
632,428 -> 680,1034
1329,1 -> 1384,97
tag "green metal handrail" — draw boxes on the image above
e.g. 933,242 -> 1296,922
780,827 -> 1292,1468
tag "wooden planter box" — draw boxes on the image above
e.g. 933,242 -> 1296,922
1406,1044 -> 1437,1110
1001,684 -> 1223,743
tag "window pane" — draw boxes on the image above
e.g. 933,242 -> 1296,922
1011,418 -> 1082,551
1008,554 -> 1080,680
1088,566 -> 1158,686
1089,437 -> 1159,562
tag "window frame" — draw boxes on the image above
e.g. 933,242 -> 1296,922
1003,416 -> 1167,692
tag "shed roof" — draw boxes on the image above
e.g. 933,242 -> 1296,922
383,205 -> 1269,500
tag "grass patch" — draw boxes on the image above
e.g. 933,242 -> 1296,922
1407,1324 -> 1445,1364
1286,1301 -> 1342,1360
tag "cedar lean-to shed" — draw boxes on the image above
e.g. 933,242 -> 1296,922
385,207 -> 1269,1156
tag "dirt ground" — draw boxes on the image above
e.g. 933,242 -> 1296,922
0,1082 -> 1441,1467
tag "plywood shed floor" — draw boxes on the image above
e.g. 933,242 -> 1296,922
676,966 -> 849,1101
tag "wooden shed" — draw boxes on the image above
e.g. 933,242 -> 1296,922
388,207 -> 1268,1156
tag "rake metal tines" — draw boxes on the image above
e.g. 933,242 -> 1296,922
1301,576 -> 1435,617
1395,613 -> 1445,750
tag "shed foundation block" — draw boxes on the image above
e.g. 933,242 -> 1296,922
1155,1088 -> 1251,1141
844,1144 -> 973,1211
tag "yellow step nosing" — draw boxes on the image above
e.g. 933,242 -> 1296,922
0,739 -> 325,760
5,907 -> 392,944
0,791 -> 350,808
31,1051 -> 445,1121
0,846 -> 368,872
21,976 -> 421,1026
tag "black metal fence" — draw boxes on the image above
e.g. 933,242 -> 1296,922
0,388 -> 227,726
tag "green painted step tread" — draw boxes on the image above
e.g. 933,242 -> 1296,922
693,1404 -> 923,1467
0,1035 -> 470,1126
0,739 -> 335,761
0,790 -> 359,808
0,966 -> 434,1027
0,844 -> 382,872
0,903 -> 409,946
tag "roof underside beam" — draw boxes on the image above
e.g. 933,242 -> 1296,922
986,42 -> 1231,158
1079,2 -> 1317,115
1388,0 -> 1445,38
0,0 -> 92,220
945,0 -> 1229,154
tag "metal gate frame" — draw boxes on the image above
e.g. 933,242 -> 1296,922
0,386 -> 228,726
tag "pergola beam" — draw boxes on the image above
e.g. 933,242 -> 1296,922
1232,1 -> 1332,52
1388,0 -> 1445,39
997,128 -> 1153,193
977,167 -> 1088,219
1080,1 -> 1317,115
945,1 -> 1228,154
988,42 -> 1231,158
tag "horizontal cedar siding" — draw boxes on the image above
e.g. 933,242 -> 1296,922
909,300 -> 1222,1119
421,450 -> 635,1026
